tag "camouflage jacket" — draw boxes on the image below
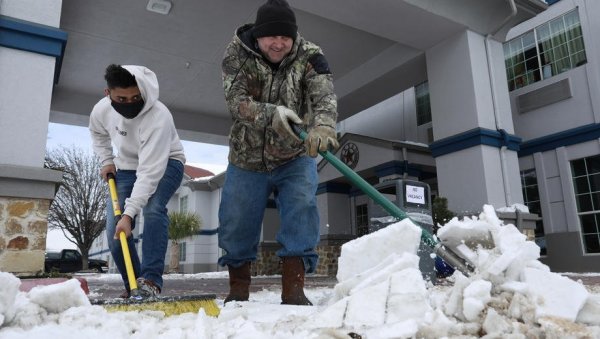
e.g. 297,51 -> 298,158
222,24 -> 338,172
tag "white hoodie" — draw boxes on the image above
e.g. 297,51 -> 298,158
89,65 -> 186,218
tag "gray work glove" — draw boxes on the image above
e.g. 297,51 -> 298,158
306,125 -> 339,157
272,106 -> 302,142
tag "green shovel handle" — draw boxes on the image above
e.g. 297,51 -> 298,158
293,125 -> 474,275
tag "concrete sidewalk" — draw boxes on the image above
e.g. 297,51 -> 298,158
81,272 -> 600,300
84,273 -> 338,300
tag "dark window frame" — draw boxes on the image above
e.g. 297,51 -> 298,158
521,169 -> 546,255
415,81 -> 432,126
504,9 -> 587,91
571,156 -> 600,254
356,204 -> 369,236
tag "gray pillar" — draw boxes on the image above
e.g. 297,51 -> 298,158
426,30 -> 524,214
0,0 -> 65,274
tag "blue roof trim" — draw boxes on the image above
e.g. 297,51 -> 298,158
0,15 -> 68,84
374,160 -> 422,178
89,228 -> 219,256
349,187 -> 365,197
143,228 -> 218,238
519,123 -> 600,157
317,182 -> 351,195
429,128 -> 521,158
89,249 -> 111,257
198,228 -> 218,236
318,161 -> 434,197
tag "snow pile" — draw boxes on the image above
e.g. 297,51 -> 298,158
0,205 -> 599,338
438,205 -> 594,324
315,204 -> 600,338
0,272 -> 20,326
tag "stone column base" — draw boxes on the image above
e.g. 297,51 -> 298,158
0,197 -> 51,275
0,164 -> 63,276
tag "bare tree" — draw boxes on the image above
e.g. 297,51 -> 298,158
45,146 -> 106,270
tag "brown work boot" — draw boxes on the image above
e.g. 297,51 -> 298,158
281,257 -> 313,305
224,262 -> 251,303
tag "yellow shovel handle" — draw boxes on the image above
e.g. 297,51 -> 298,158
108,175 -> 121,217
107,173 -> 138,292
119,231 -> 138,291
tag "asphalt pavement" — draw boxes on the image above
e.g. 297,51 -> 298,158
84,273 -> 339,300
80,271 -> 600,302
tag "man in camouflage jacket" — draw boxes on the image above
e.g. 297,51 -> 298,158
218,0 -> 339,306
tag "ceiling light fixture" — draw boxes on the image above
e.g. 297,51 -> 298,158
146,0 -> 172,15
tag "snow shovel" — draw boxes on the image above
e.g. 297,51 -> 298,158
90,173 -> 220,317
293,125 -> 474,276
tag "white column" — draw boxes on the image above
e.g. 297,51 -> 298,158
0,0 -> 64,274
426,30 -> 524,214
0,0 -> 62,167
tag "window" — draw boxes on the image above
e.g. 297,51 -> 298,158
45,252 -> 61,260
356,204 -> 369,236
521,169 -> 546,255
504,9 -> 587,91
415,81 -> 431,126
180,195 -> 188,213
179,242 -> 187,261
64,250 -> 79,260
571,155 -> 600,254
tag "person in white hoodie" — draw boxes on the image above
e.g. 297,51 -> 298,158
89,64 -> 186,299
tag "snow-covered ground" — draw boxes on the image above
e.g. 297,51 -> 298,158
1,205 -> 600,338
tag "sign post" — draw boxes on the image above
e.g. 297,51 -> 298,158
368,179 -> 435,282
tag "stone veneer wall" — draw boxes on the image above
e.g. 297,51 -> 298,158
254,234 -> 356,276
315,234 -> 355,276
255,242 -> 281,276
0,197 -> 51,275
314,244 -> 342,276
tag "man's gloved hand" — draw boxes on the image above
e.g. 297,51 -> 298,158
306,125 -> 339,157
272,106 -> 302,142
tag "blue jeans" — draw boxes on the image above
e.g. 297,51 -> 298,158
106,159 -> 184,290
218,156 -> 320,273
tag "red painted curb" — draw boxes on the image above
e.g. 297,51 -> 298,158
19,277 -> 90,294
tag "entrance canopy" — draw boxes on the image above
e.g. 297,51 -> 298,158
50,0 -> 546,145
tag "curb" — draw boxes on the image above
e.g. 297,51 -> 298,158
19,277 -> 90,294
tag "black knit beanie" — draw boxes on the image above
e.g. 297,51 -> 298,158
252,0 -> 297,39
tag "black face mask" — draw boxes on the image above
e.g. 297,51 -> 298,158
111,100 -> 145,119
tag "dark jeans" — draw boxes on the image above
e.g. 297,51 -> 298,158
218,156 -> 320,273
106,159 -> 184,290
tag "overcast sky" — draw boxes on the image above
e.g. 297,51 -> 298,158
45,122 -> 230,250
46,122 -> 229,174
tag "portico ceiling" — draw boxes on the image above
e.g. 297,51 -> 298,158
50,0 -> 546,145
